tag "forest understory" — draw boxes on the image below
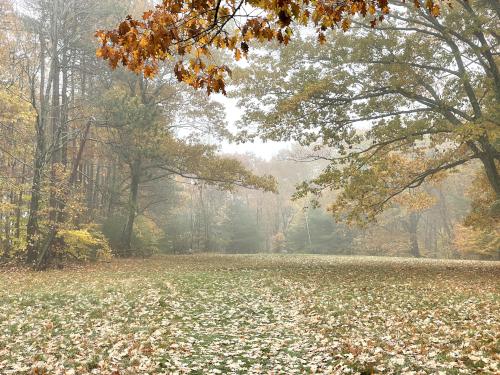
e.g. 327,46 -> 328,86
0,254 -> 498,374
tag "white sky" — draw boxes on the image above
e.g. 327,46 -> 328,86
213,94 -> 291,161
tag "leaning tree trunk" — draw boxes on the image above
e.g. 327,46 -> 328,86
478,139 -> 500,199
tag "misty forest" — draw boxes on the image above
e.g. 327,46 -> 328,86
0,0 -> 499,373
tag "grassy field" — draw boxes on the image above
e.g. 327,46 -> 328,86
0,255 -> 498,374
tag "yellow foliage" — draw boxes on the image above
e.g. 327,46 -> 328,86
454,167 -> 499,259
58,229 -> 112,261
464,168 -> 497,230
133,216 -> 163,255
394,190 -> 437,213
453,223 -> 499,259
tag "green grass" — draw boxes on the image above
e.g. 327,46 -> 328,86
0,254 -> 498,374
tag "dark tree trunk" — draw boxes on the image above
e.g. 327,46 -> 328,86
478,139 -> 500,199
92,164 -> 101,214
26,28 -> 48,265
122,159 -> 141,255
26,144 -> 44,265
107,164 -> 117,216
87,162 -> 94,208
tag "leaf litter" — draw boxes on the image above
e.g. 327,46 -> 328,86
0,255 -> 498,374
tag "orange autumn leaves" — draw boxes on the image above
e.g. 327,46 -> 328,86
96,0 -> 446,94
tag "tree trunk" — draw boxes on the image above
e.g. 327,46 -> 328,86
122,159 -> 141,255
60,48 -> 69,167
87,162 -> 94,208
26,139 -> 44,264
35,226 -> 57,271
408,212 -> 421,258
15,164 -> 25,240
92,164 -> 101,214
3,189 -> 14,258
48,0 -> 60,224
107,164 -> 117,216
478,139 -> 500,199
26,28 -> 48,265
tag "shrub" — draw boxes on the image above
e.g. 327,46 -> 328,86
57,229 -> 112,261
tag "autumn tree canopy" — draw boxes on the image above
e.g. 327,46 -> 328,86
0,0 -> 278,268
0,0 -> 497,267
96,0 -> 449,94
233,0 -> 499,223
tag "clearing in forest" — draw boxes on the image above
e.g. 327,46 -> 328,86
0,255 -> 498,374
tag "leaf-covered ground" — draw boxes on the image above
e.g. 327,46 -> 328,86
0,255 -> 498,374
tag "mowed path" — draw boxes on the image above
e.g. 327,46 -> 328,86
0,255 -> 498,374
